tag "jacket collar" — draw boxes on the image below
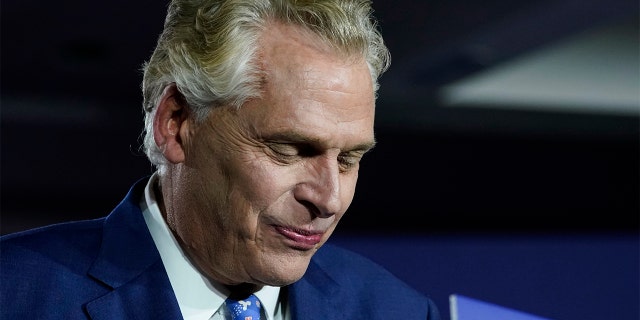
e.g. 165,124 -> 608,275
85,177 -> 183,319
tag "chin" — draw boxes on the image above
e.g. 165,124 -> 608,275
256,256 -> 311,286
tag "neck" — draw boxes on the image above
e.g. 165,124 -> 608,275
226,283 -> 263,299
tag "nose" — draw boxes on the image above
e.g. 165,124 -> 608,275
294,154 -> 343,218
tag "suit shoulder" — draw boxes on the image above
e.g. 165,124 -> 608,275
1,218 -> 105,269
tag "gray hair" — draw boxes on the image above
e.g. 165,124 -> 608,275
141,0 -> 391,170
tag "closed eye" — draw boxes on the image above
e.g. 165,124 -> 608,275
264,142 -> 321,163
265,143 -> 299,162
261,133 -> 375,170
337,152 -> 365,172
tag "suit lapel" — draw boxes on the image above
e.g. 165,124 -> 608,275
85,260 -> 182,319
85,178 -> 182,319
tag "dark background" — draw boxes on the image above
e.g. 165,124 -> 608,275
2,0 -> 637,235
1,1 -> 638,319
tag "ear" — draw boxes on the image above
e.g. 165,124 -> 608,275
153,84 -> 189,164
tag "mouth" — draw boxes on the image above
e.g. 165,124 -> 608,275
273,225 -> 324,250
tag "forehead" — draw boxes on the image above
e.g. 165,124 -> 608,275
242,23 -> 376,148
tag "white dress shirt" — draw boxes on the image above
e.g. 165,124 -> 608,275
140,173 -> 288,320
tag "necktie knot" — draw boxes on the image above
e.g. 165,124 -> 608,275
225,294 -> 261,320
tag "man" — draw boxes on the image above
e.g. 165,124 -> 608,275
1,1 -> 441,319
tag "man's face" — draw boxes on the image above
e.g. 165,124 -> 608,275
169,23 -> 375,287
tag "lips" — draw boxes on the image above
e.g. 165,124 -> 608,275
274,225 -> 323,249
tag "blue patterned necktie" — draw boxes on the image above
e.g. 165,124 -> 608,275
225,294 -> 262,320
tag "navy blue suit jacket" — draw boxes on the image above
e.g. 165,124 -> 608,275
1,177 -> 441,319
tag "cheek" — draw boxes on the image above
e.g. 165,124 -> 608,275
233,157 -> 292,208
342,169 -> 359,198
